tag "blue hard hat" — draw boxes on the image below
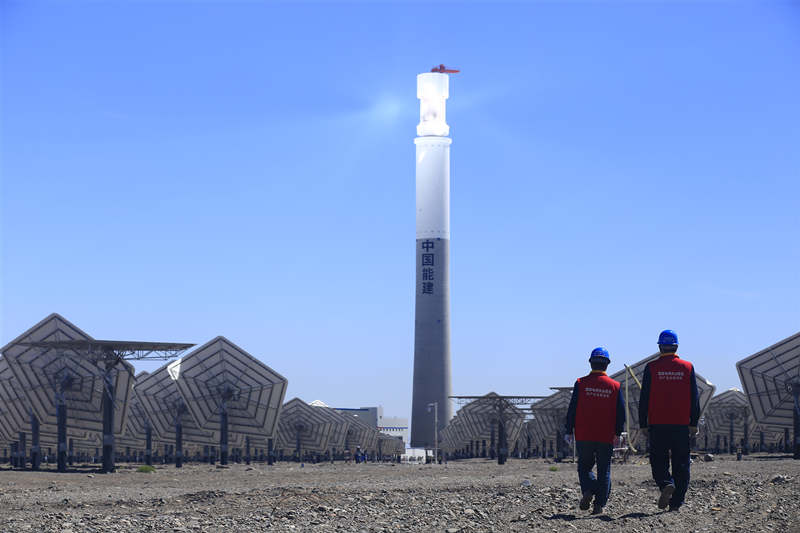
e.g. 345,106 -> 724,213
658,330 -> 679,345
589,346 -> 610,362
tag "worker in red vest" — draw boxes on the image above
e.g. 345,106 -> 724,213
639,330 -> 700,512
565,347 -> 625,515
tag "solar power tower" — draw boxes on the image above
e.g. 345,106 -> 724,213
609,353 -> 716,449
411,68 -> 457,448
167,337 -> 288,465
737,331 -> 800,459
703,389 -> 756,454
275,398 -> 333,458
1,314 -> 190,473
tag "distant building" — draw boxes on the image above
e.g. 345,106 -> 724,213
378,415 -> 409,446
334,407 -> 379,428
333,406 -> 409,447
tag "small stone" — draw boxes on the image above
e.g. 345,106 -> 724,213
521,479 -> 532,487
464,509 -> 475,516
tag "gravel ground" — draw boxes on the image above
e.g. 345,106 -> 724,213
1,455 -> 798,532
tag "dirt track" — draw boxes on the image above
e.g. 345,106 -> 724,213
1,456 -> 798,532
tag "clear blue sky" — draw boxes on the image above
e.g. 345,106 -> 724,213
2,1 -> 799,421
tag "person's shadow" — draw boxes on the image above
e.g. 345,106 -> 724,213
548,512 -> 654,522
547,514 -> 577,521
618,512 -> 651,519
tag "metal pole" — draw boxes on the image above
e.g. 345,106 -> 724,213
267,438 -> 274,465
31,413 -> 40,471
220,401 -> 229,466
175,417 -> 183,468
625,372 -> 631,437
57,394 -> 67,473
18,431 -> 26,470
743,407 -> 749,455
434,402 -> 438,463
433,402 -> 438,463
497,417 -> 507,465
427,402 -> 438,463
246,436 -> 251,465
793,389 -> 800,460
145,424 -> 153,466
729,412 -> 735,454
101,362 -> 116,473
556,428 -> 562,462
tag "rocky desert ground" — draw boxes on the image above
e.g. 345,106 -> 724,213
1,455 -> 798,532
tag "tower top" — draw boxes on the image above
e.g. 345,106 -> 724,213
417,72 -> 450,137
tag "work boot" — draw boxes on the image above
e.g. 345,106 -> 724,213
668,505 -> 681,512
579,491 -> 593,511
591,503 -> 604,515
658,484 -> 675,510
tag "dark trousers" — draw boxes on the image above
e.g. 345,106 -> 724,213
649,425 -> 691,508
576,441 -> 613,507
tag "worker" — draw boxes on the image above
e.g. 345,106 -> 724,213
565,347 -> 625,515
639,329 -> 700,512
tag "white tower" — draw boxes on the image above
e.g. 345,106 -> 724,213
410,69 -> 454,448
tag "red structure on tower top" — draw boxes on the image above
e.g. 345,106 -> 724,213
431,64 -> 460,74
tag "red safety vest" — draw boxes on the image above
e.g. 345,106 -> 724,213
646,354 -> 694,425
575,371 -> 620,444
